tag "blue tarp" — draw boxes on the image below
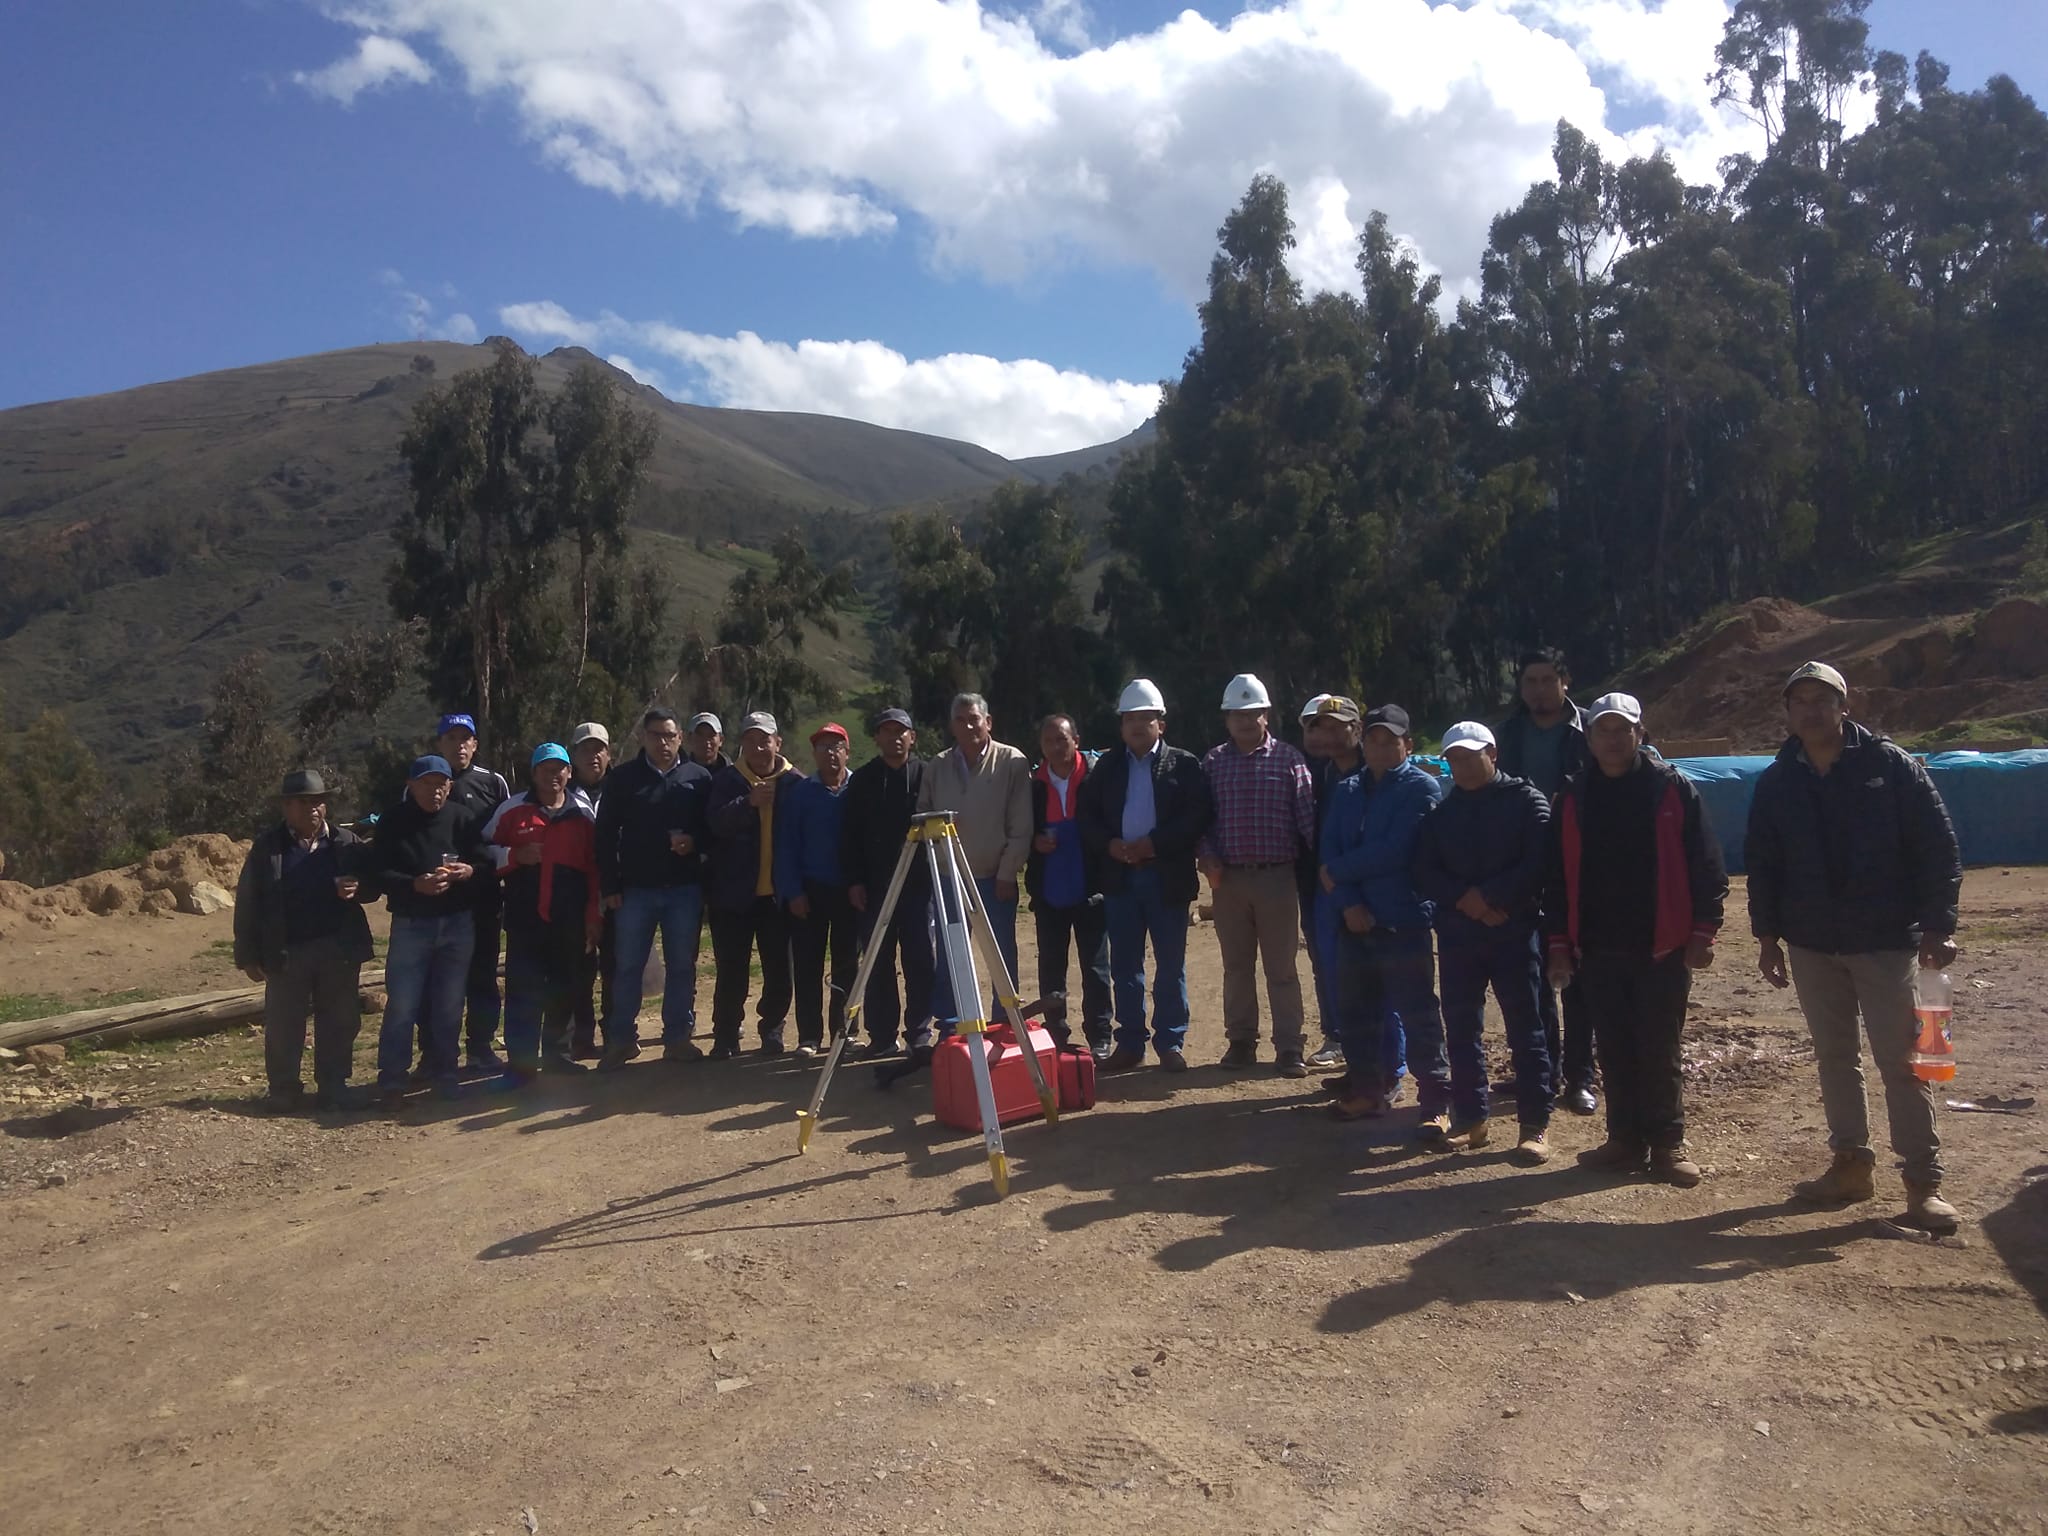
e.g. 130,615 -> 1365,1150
1672,749 -> 2048,874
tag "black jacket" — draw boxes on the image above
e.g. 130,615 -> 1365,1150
1412,769 -> 1552,939
593,752 -> 710,896
372,793 -> 489,920
1495,702 -> 1590,799
1299,752 -> 1360,904
705,759 -> 804,913
1543,752 -> 1727,959
1076,742 -> 1214,907
1745,721 -> 1962,954
233,823 -> 375,971
841,757 -> 931,899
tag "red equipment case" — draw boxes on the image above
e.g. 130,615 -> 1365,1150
932,1022 -> 1057,1132
1055,1043 -> 1096,1111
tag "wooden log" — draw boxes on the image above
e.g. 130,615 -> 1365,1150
0,969 -> 387,1051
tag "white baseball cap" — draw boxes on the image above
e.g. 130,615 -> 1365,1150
1783,660 -> 1848,699
1587,692 -> 1643,726
1440,721 -> 1497,754
1298,692 -> 1333,721
569,721 -> 610,748
687,712 -> 722,733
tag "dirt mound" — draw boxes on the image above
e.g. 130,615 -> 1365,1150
0,834 -> 250,928
1625,593 -> 2048,752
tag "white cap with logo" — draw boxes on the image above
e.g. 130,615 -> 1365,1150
1587,692 -> 1643,726
1783,660 -> 1848,699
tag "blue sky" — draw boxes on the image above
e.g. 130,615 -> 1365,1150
4,0 -> 2042,455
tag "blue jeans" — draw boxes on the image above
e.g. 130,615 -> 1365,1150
1335,924 -> 1436,1100
609,883 -> 705,1048
1436,923 -> 1553,1127
1316,891 -> 1407,1083
378,912 -> 475,1090
936,877 -> 1018,1025
1103,867 -> 1192,1055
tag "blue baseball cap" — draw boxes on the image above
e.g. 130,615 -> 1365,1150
435,712 -> 477,738
408,754 -> 453,781
530,742 -> 570,768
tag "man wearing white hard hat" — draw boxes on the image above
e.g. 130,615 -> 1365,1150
1411,720 -> 1555,1159
1543,693 -> 1727,1188
1199,673 -> 1319,1076
1746,660 -> 1963,1233
1078,679 -> 1214,1071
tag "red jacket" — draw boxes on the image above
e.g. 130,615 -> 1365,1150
486,791 -> 601,930
1545,755 -> 1728,962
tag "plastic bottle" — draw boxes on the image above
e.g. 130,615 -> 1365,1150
1909,968 -> 1956,1083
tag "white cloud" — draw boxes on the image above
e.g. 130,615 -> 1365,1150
381,270 -> 480,342
498,301 -> 1159,458
293,33 -> 432,104
308,1 -> 1759,295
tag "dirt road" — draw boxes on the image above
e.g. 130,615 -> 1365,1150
3,875 -> 2043,1535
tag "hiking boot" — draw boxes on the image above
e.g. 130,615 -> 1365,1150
1102,1046 -> 1145,1072
662,1041 -> 703,1064
1308,1040 -> 1346,1069
597,1041 -> 642,1072
1446,1118 -> 1491,1151
1328,1091 -> 1388,1123
1416,1110 -> 1452,1142
1218,1040 -> 1258,1070
1903,1180 -> 1959,1234
1652,1146 -> 1702,1188
1157,1048 -> 1188,1073
1513,1126 -> 1551,1165
378,1086 -> 408,1113
1794,1151 -> 1877,1205
1579,1138 -> 1647,1171
1274,1050 -> 1309,1079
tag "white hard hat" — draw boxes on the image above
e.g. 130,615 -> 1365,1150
1440,721 -> 1498,754
1117,677 -> 1166,714
1221,673 -> 1272,711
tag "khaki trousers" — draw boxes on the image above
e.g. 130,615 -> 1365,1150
1787,945 -> 1942,1184
1211,863 -> 1305,1050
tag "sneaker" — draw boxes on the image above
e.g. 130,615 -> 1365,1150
1446,1118 -> 1492,1151
1652,1146 -> 1702,1188
662,1041 -> 704,1064
1793,1151 -> 1876,1205
1218,1041 -> 1258,1070
1579,1138 -> 1648,1171
1902,1180 -> 1958,1233
1416,1110 -> 1452,1142
1102,1046 -> 1145,1072
1157,1048 -> 1188,1073
1308,1040 -> 1346,1069
795,1042 -> 820,1059
708,1042 -> 741,1062
1274,1050 -> 1309,1079
597,1041 -> 642,1072
466,1046 -> 505,1073
1513,1126 -> 1551,1165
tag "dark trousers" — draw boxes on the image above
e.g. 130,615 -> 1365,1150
465,887 -> 502,1049
263,934 -> 363,1094
1034,896 -> 1113,1046
1336,925 -> 1442,1102
1538,971 -> 1597,1093
1436,924 -> 1553,1128
572,907 -> 616,1053
709,895 -> 794,1048
1577,949 -> 1691,1150
504,920 -> 584,1065
855,892 -> 937,1049
791,880 -> 860,1046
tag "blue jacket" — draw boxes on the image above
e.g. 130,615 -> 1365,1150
774,772 -> 850,901
1411,769 -> 1552,940
1319,758 -> 1444,928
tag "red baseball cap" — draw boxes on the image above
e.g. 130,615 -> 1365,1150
810,722 -> 850,743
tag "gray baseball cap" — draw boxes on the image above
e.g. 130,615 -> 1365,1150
738,711 -> 778,737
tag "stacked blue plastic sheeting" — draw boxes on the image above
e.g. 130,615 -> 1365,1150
1674,749 -> 2048,874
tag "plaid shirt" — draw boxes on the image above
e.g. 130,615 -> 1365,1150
1199,735 -> 1316,866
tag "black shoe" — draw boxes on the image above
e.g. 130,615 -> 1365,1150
860,1038 -> 900,1059
759,1037 -> 788,1058
540,1054 -> 590,1075
313,1084 -> 371,1112
261,1084 -> 307,1114
1157,1048 -> 1188,1073
1274,1050 -> 1309,1080
1218,1041 -> 1258,1070
466,1046 -> 505,1073
434,1079 -> 463,1102
570,1041 -> 602,1062
378,1087 -> 408,1113
1320,1074 -> 1354,1099
597,1041 -> 642,1072
407,1062 -> 435,1087
1562,1085 -> 1598,1116
708,1042 -> 741,1061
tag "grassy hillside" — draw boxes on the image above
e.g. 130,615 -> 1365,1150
0,339 -> 1140,770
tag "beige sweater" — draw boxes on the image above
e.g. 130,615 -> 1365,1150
916,741 -> 1033,882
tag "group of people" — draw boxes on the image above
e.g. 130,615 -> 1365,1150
234,651 -> 1967,1230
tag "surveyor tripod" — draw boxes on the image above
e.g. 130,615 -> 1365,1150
795,811 -> 1057,1195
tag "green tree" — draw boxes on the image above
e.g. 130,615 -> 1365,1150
548,363 -> 657,690
163,655 -> 298,839
678,531 -> 855,726
0,708 -> 111,886
887,510 -> 996,728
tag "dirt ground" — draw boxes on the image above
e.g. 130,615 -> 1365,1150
2,873 -> 2044,1536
